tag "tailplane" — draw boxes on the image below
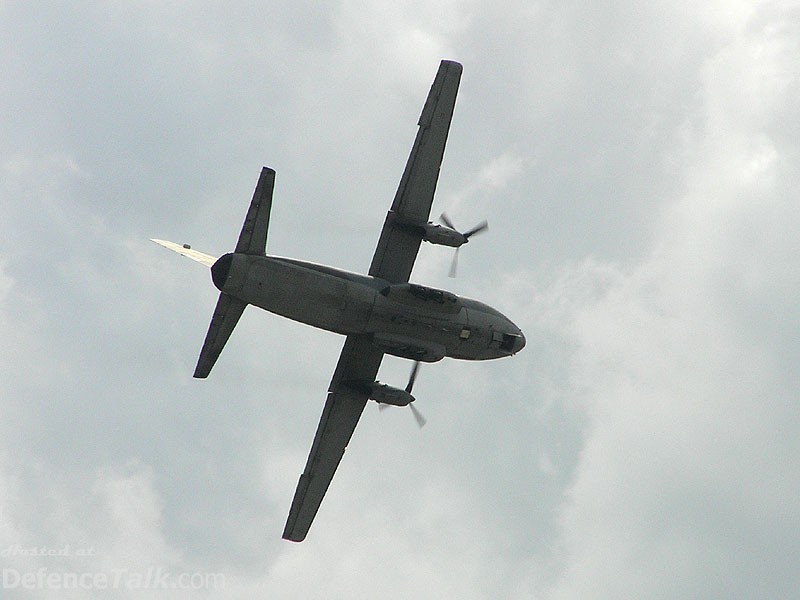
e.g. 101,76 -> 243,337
193,166 -> 276,377
193,293 -> 247,378
153,166 -> 276,378
235,167 -> 275,255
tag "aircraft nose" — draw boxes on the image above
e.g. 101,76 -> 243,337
515,331 -> 526,354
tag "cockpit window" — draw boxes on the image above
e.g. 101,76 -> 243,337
499,333 -> 519,351
460,297 -> 505,318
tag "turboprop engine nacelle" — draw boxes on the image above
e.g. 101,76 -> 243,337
368,382 -> 415,406
421,223 -> 465,247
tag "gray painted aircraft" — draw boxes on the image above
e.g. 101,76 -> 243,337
152,60 -> 525,542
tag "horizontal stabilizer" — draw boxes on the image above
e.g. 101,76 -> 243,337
150,239 -> 217,267
235,167 -> 275,255
193,292 -> 247,378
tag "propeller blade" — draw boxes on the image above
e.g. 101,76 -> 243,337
409,402 -> 427,428
439,212 -> 456,230
463,220 -> 488,239
378,362 -> 426,427
448,248 -> 460,278
405,361 -> 420,393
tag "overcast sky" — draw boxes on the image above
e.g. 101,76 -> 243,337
2,1 -> 799,598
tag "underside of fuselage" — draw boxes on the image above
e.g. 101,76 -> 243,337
210,252 -> 525,361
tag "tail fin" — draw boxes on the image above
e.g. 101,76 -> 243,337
193,166 -> 276,377
150,239 -> 217,267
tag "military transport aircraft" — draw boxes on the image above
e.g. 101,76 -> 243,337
152,60 -> 525,542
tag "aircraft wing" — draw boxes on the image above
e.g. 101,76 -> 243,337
368,60 -> 463,283
282,335 -> 384,542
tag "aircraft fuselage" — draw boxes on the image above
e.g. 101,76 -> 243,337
210,252 -> 525,362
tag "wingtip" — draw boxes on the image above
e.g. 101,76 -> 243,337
281,531 -> 306,543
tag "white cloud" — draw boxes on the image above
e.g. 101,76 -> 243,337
0,460 -> 211,599
536,5 -> 800,597
89,462 -> 180,569
2,2 -> 799,599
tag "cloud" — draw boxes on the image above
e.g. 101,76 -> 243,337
2,2 -> 799,599
535,5 -> 800,597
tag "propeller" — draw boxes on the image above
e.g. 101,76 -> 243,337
439,213 -> 488,277
408,402 -> 427,429
405,360 -> 420,393
379,361 -> 427,428
449,248 -> 460,279
405,361 -> 427,428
